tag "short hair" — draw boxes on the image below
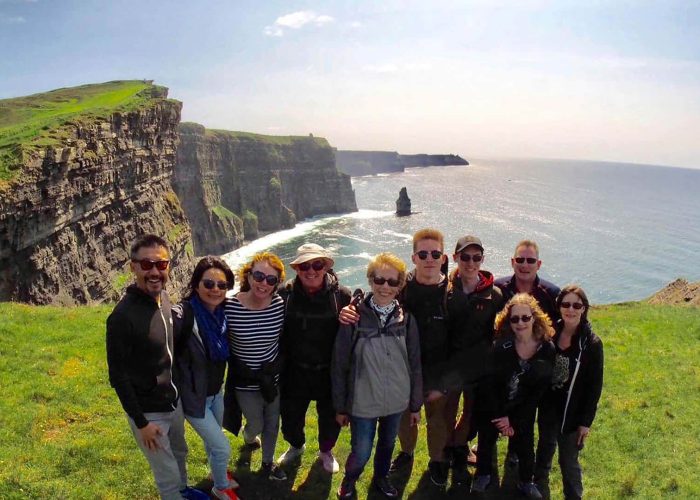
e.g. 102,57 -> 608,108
413,228 -> 444,252
556,284 -> 591,325
514,239 -> 539,258
494,293 -> 554,341
238,252 -> 286,292
183,256 -> 235,300
130,234 -> 169,259
366,252 -> 407,290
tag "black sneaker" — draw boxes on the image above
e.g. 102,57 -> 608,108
389,451 -> 414,473
506,450 -> 519,467
261,461 -> 287,481
451,465 -> 471,486
337,477 -> 356,498
517,481 -> 543,499
373,476 -> 398,498
428,460 -> 448,486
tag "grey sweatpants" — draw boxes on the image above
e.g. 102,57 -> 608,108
235,389 -> 280,463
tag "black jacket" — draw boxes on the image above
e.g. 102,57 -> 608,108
494,274 -> 561,323
106,285 -> 180,429
478,335 -> 555,419
447,270 -> 504,387
400,271 -> 454,393
172,302 -> 227,419
543,320 -> 604,433
279,271 -> 351,398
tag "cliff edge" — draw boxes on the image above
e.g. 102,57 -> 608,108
335,150 -> 468,176
175,123 -> 357,256
647,278 -> 700,306
0,81 -> 195,304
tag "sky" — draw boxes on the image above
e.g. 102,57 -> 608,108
1,0 -> 700,169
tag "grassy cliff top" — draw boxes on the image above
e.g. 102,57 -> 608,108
180,121 -> 330,147
0,80 -> 170,180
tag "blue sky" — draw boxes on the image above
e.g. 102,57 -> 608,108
2,0 -> 700,168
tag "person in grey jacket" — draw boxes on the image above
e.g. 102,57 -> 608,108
332,253 -> 423,499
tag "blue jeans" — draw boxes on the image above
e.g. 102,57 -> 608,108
345,412 -> 403,481
127,401 -> 188,500
186,392 -> 231,490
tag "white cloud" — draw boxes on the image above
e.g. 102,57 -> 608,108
263,10 -> 334,37
348,21 -> 362,28
362,62 -> 432,73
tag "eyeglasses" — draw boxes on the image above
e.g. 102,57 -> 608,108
561,301 -> 584,310
415,250 -> 443,260
514,257 -> 538,264
133,259 -> 169,271
251,270 -> 279,286
509,314 -> 533,324
297,260 -> 325,271
459,253 -> 483,263
201,278 -> 229,291
372,276 -> 401,287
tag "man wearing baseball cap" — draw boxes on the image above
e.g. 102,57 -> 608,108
445,235 -> 503,488
276,243 -> 352,474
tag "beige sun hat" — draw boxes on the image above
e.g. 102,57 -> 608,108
290,243 -> 335,267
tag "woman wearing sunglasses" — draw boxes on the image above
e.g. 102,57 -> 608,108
332,253 -> 423,499
534,285 -> 604,500
224,252 -> 287,481
173,256 -> 239,499
472,293 -> 555,499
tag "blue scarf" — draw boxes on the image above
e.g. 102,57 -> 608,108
189,295 -> 229,362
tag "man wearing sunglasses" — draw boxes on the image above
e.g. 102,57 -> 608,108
106,234 -> 207,500
494,240 -> 560,470
444,235 -> 504,485
276,243 -> 352,474
339,228 -> 456,487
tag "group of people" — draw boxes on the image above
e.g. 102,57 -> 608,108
106,229 -> 604,500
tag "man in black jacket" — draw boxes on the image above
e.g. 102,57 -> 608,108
276,243 -> 352,474
106,234 -> 206,500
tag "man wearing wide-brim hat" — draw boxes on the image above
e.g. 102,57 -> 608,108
276,243 -> 352,474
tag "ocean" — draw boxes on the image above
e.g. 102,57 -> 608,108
222,158 -> 700,304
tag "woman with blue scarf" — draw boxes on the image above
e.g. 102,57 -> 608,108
173,256 -> 239,500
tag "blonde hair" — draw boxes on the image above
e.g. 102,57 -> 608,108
366,252 -> 407,289
494,293 -> 554,341
413,228 -> 444,252
514,239 -> 540,258
238,252 -> 286,292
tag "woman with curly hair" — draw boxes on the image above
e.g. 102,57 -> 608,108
224,252 -> 287,481
534,285 -> 604,500
471,293 -> 555,499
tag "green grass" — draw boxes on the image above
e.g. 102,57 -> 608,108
0,80 -> 168,180
0,302 -> 697,499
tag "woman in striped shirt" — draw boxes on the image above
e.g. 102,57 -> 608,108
225,252 -> 287,481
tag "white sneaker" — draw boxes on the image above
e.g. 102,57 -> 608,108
277,444 -> 305,465
318,450 -> 340,474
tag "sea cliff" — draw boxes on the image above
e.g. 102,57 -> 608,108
175,123 -> 357,256
335,150 -> 468,176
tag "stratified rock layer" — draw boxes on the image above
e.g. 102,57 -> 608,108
0,94 -> 195,304
175,124 -> 357,256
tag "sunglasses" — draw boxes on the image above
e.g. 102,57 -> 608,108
561,301 -> 584,310
372,276 -> 401,287
509,314 -> 533,324
201,278 -> 229,291
459,253 -> 483,263
415,250 -> 443,260
251,270 -> 279,286
133,259 -> 169,271
514,257 -> 538,264
297,260 -> 326,271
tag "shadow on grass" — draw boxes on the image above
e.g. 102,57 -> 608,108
291,460 -> 332,498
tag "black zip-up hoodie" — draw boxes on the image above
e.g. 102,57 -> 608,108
106,285 -> 178,429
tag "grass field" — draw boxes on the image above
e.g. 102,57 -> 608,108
0,301 -> 697,499
0,80 -> 165,180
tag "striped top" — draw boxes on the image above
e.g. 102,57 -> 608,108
225,294 -> 284,391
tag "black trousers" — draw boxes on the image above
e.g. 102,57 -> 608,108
280,366 -> 340,453
475,404 -> 538,483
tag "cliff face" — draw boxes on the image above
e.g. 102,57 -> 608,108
336,150 -> 469,176
175,124 -> 357,256
0,87 -> 195,304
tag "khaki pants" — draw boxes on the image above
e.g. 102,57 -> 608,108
398,395 -> 448,462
